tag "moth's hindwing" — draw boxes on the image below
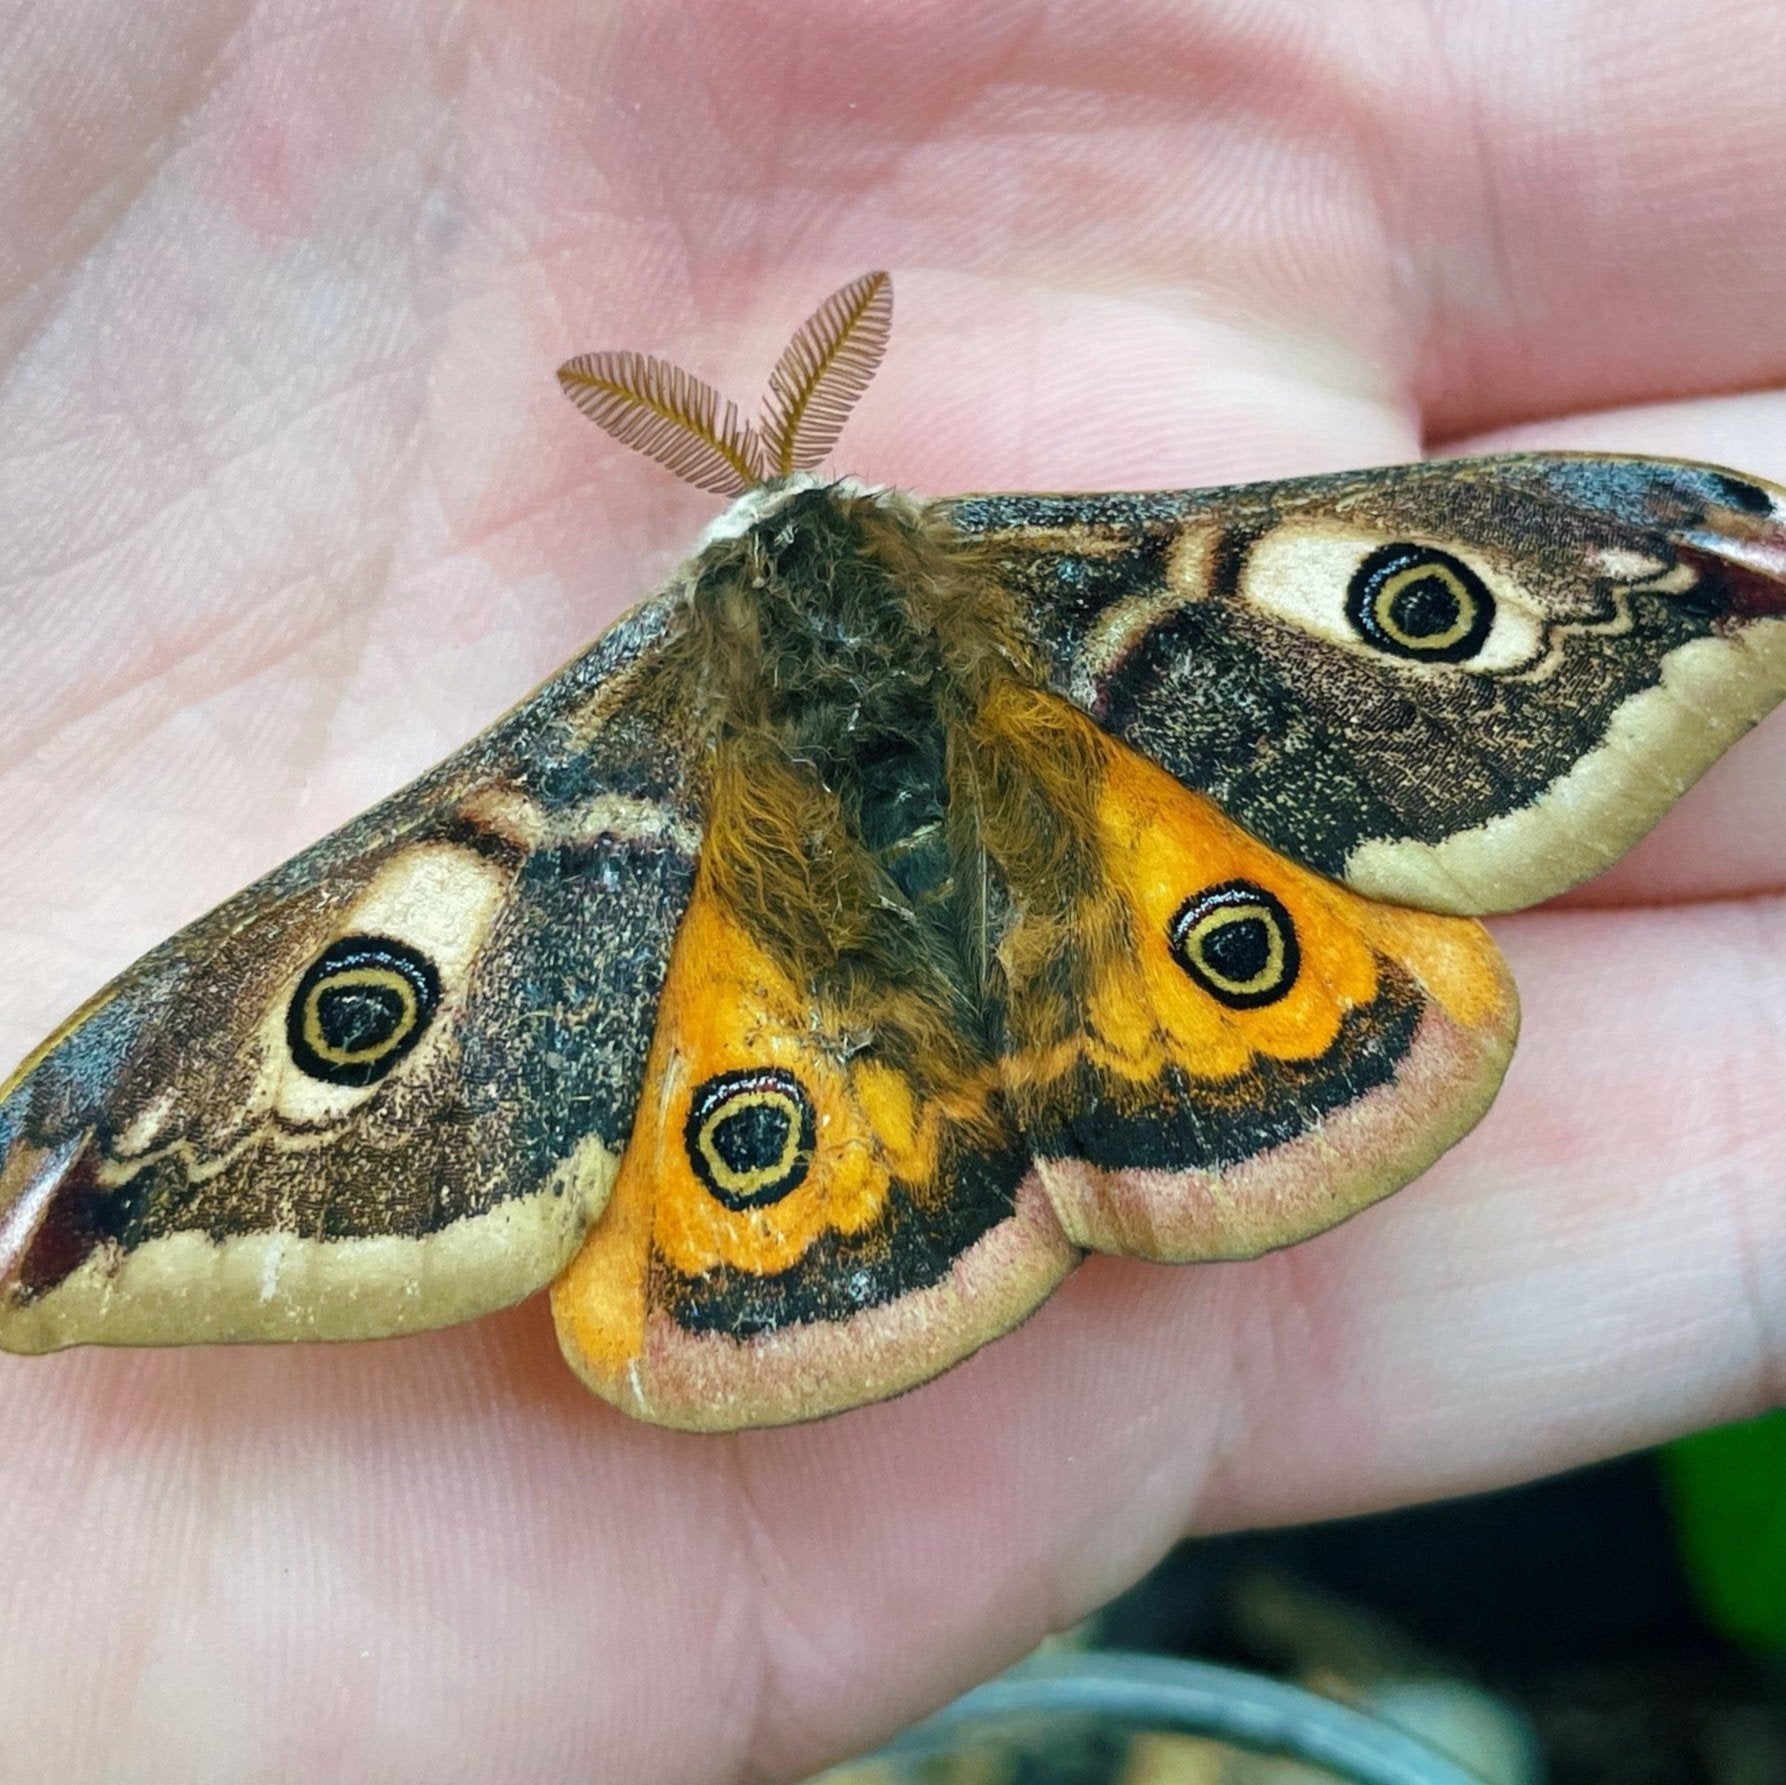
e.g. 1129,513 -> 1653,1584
982,687 -> 1517,1260
951,454 -> 1786,914
0,593 -> 702,1352
549,854 -> 1076,1431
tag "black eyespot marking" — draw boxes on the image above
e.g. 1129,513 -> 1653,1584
287,936 -> 441,1087
1346,543 -> 1495,662
1170,881 -> 1300,1009
686,1068 -> 816,1210
1707,471 -> 1774,517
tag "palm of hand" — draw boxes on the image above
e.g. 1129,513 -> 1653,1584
1,5 -> 1783,1781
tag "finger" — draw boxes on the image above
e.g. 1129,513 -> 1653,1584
1185,896 -> 1786,1519
1407,0 -> 1786,434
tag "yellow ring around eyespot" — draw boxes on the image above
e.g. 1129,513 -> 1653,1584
696,1088 -> 804,1197
300,965 -> 420,1067
1183,902 -> 1287,997
1372,561 -> 1476,652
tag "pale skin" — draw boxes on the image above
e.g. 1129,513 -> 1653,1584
2,1 -> 1784,1779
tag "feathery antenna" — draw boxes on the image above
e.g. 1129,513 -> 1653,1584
555,351 -> 766,496
558,273 -> 892,495
759,271 -> 892,476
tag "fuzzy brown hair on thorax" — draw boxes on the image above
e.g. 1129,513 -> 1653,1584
559,273 -> 1117,1101
670,483 -> 1096,1092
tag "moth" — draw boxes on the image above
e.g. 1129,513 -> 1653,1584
1,272 -> 1783,1431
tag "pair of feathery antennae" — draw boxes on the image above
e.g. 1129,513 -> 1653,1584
557,271 -> 892,496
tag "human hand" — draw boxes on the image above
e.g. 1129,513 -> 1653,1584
2,3 -> 1783,1780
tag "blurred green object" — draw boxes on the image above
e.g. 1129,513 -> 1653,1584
1663,1410 -> 1786,1653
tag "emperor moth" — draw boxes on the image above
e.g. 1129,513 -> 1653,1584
2,271 -> 1782,1430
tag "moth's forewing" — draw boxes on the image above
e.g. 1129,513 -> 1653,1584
0,595 -> 702,1352
949,455 -> 1786,913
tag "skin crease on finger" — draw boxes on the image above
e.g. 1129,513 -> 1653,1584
3,1 -> 1786,1782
